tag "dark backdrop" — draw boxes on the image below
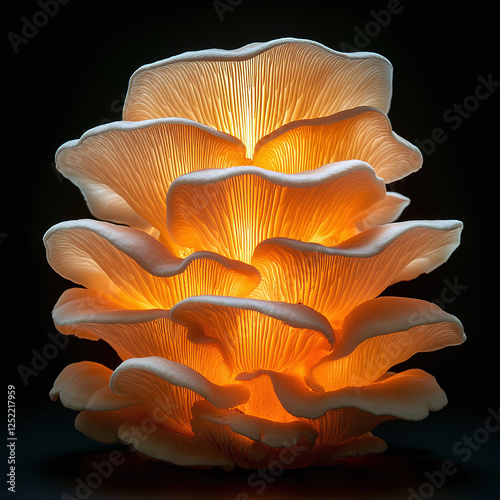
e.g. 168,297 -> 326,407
3,1 -> 498,498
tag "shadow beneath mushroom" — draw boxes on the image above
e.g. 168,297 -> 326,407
42,443 -> 473,500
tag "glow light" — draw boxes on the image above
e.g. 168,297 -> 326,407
46,38 -> 464,469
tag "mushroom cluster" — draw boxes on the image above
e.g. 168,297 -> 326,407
46,38 -> 464,469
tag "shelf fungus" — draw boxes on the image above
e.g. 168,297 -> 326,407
46,38 -> 465,469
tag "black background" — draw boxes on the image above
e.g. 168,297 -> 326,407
3,0 -> 499,498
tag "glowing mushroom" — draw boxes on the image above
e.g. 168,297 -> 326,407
46,38 -> 464,469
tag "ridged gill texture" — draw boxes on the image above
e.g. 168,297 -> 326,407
46,38 -> 465,470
